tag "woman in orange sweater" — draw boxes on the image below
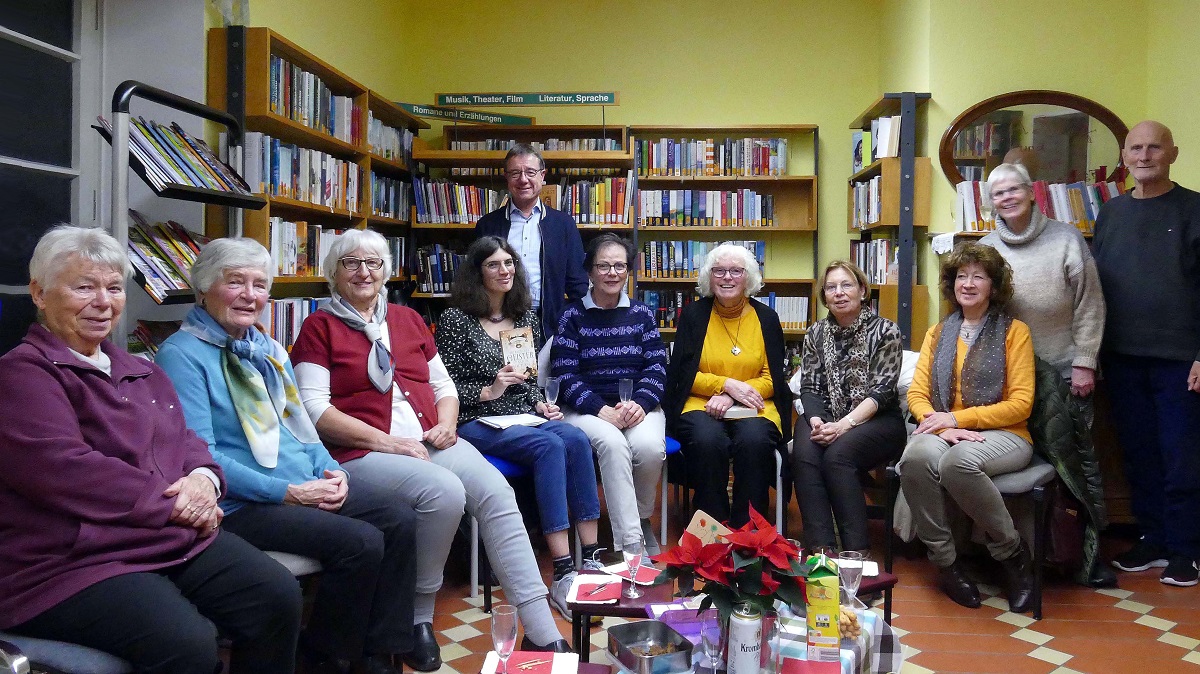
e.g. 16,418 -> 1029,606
900,242 -> 1036,613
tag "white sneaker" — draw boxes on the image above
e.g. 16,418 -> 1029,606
549,571 -> 576,621
581,557 -> 606,572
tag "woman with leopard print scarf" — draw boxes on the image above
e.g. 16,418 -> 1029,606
793,261 -> 905,555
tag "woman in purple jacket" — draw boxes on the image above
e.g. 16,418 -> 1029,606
0,226 -> 300,674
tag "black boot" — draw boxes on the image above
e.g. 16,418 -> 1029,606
999,544 -> 1035,614
937,559 -> 981,608
401,623 -> 442,671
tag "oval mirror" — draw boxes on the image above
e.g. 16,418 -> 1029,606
938,90 -> 1129,186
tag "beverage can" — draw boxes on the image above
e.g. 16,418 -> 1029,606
726,603 -> 762,674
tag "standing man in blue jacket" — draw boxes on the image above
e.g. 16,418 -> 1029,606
475,144 -> 589,344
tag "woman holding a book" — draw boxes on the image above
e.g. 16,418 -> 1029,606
899,242 -> 1037,613
662,243 -> 793,528
156,238 -> 419,674
290,229 -> 573,655
792,260 -> 905,556
551,233 -> 670,555
436,235 -> 603,622
0,226 -> 300,674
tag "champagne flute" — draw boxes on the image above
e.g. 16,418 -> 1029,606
545,377 -> 560,405
618,378 -> 634,404
701,610 -> 725,672
491,604 -> 518,674
622,536 -> 644,599
838,550 -> 864,605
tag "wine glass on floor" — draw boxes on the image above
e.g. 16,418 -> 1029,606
619,378 -> 634,404
622,536 -> 644,599
491,604 -> 518,674
545,377 -> 560,405
838,550 -> 864,606
701,610 -> 725,673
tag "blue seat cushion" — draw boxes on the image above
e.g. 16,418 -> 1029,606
483,454 -> 529,479
0,632 -> 133,674
665,436 -> 681,455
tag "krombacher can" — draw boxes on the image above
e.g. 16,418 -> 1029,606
726,603 -> 762,674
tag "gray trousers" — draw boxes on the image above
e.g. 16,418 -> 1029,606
898,430 -> 1032,567
563,408 -> 666,550
343,437 -> 549,607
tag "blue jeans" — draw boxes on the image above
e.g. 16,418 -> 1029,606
459,419 -> 601,534
1102,353 -> 1200,558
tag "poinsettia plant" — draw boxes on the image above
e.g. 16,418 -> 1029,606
650,506 -> 807,622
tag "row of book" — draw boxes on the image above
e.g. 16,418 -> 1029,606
98,116 -> 251,195
367,111 -> 414,168
267,219 -> 349,277
370,172 -> 413,221
269,54 -> 361,144
414,244 -> 464,294
412,177 -> 504,225
851,118 -> 904,174
129,320 -> 182,358
955,179 -> 1126,234
638,240 -> 765,280
954,118 -> 1016,160
260,297 -> 324,351
850,239 -> 899,285
638,188 -> 777,228
126,210 -> 207,303
449,137 -> 620,153
636,289 -> 698,329
760,293 -> 811,331
849,175 -> 883,229
544,174 -> 635,225
635,137 -> 789,177
244,132 -> 363,212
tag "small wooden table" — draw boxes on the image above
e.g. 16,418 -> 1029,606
567,570 -> 676,662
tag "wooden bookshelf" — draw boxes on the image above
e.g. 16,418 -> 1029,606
872,284 -> 930,350
206,27 -> 426,299
847,157 -> 932,232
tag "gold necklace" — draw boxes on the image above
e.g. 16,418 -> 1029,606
719,311 -> 747,355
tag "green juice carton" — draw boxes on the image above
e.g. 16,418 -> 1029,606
804,553 -> 840,663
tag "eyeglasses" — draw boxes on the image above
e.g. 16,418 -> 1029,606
505,168 -> 544,180
339,257 -> 385,271
593,262 -> 628,274
823,282 -> 858,294
484,259 -> 517,272
711,267 -> 745,279
990,186 -> 1027,199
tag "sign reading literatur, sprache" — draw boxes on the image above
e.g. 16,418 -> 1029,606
435,92 -> 620,107
396,102 -> 535,126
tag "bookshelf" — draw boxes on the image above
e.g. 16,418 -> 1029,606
206,26 -> 429,301
628,125 -> 819,337
848,93 -> 931,350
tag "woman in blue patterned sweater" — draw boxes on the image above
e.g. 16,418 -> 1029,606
552,234 -> 670,554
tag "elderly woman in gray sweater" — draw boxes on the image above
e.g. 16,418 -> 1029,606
981,162 -> 1106,411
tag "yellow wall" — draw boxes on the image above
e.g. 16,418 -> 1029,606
1147,0 -> 1200,187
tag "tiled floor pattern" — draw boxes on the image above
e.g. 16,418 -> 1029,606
427,504 -> 1200,674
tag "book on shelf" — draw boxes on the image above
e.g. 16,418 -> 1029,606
638,240 -> 764,280
98,116 -> 252,195
639,188 -> 775,227
269,54 -> 361,144
954,179 -> 1123,234
242,131 -> 363,212
634,137 -> 788,177
448,137 -> 621,177
414,244 -> 464,294
125,210 -> 208,302
761,293 -> 810,331
636,289 -> 699,329
129,320 -> 183,358
850,239 -> 902,286
500,326 -> 538,378
370,172 -> 412,220
260,297 -> 325,351
265,221 -> 407,279
954,118 -> 1016,160
851,130 -> 867,174
849,176 -> 883,229
543,172 -> 635,225
412,176 -> 504,225
869,115 -> 902,161
367,111 -> 414,168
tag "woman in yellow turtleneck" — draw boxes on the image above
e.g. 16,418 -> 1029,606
662,244 -> 793,527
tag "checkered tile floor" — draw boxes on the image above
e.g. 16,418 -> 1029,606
429,511 -> 1200,674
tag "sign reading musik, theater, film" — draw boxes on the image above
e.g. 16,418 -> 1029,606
395,102 -> 535,126
435,92 -> 619,107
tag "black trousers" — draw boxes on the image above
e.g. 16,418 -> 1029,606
676,411 -> 783,527
12,531 -> 301,674
222,478 -> 418,660
792,413 -> 907,551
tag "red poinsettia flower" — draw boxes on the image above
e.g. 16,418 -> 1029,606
722,506 -> 798,571
652,531 -> 707,567
758,570 -> 782,595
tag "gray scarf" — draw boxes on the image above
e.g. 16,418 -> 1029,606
319,290 -> 393,393
931,309 -> 1011,413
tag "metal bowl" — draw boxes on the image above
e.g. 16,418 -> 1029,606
607,620 -> 694,674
